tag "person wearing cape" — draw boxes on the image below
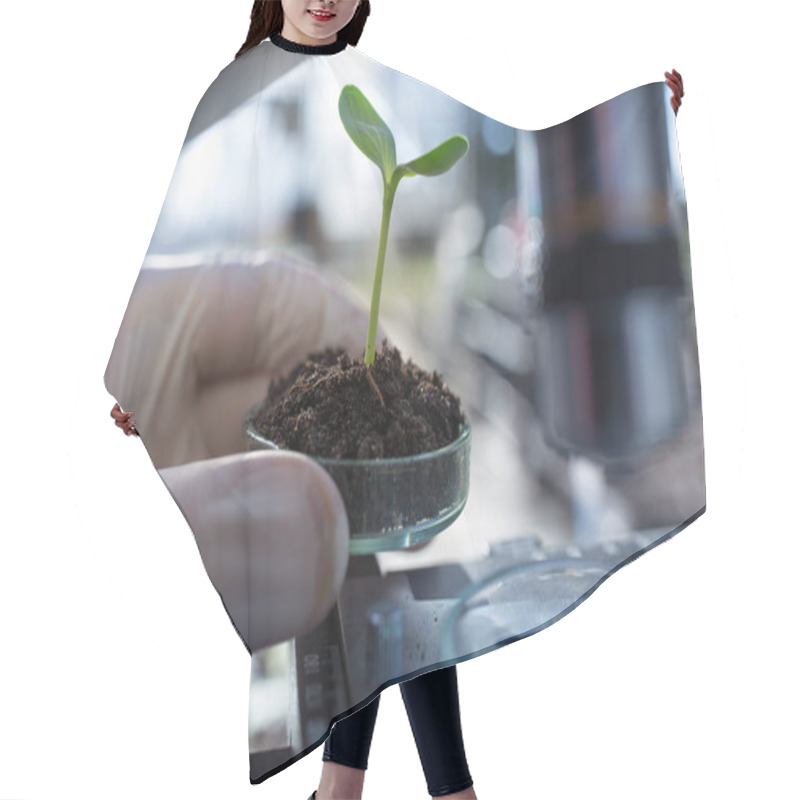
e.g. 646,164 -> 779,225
106,1 -> 698,794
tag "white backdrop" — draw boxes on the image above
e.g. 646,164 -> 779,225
1,1 -> 797,798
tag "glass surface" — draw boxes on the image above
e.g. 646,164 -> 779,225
440,556 -> 614,660
243,403 -> 471,554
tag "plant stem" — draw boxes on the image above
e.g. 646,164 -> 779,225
364,176 -> 399,366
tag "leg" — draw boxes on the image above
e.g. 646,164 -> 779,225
315,695 -> 381,800
400,666 -> 475,798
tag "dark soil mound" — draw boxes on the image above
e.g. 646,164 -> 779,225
252,345 -> 464,459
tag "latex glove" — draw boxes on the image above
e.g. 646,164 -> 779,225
105,253 -> 376,651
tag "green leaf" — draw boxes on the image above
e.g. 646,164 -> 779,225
401,135 -> 469,177
338,85 -> 397,184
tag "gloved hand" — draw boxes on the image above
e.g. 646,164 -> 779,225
105,253 -> 377,650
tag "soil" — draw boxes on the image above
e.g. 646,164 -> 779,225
251,344 -> 465,459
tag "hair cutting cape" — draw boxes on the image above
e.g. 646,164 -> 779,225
105,36 -> 704,784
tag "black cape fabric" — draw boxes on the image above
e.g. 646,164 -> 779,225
105,37 -> 704,783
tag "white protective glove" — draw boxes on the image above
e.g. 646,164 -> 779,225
105,252 -> 376,651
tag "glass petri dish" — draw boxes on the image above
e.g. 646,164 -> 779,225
243,402 -> 471,554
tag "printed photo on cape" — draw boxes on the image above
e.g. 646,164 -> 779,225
105,32 -> 704,783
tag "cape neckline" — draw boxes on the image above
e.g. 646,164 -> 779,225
270,32 -> 348,55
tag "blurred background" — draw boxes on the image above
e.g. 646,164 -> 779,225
146,52 -> 703,557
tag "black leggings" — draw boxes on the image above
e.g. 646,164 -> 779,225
323,665 -> 473,797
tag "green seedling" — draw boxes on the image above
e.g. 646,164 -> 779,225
338,84 -> 469,367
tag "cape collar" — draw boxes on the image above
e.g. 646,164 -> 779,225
270,32 -> 348,55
